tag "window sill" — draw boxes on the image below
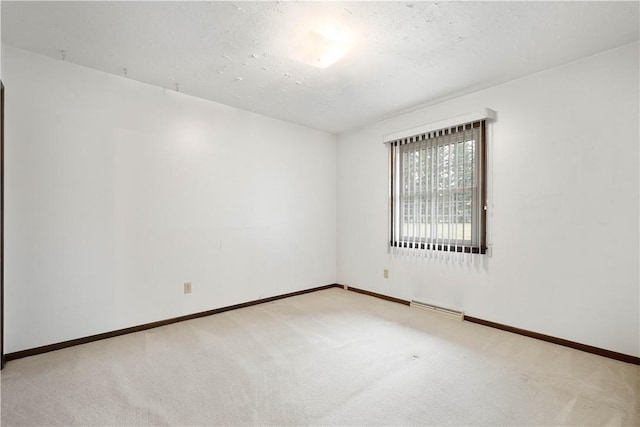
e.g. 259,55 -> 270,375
391,241 -> 487,254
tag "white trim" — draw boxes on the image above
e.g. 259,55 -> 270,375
383,108 -> 496,143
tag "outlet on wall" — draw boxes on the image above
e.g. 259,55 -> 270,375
384,269 -> 389,279
184,282 -> 192,294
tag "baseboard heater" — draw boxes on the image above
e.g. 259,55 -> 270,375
410,300 -> 464,321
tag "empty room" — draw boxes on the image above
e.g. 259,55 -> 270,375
0,1 -> 639,425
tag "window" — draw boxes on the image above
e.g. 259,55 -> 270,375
389,120 -> 487,254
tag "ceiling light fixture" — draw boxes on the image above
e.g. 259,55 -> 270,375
295,23 -> 353,69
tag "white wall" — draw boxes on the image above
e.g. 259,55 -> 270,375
3,46 -> 336,353
337,43 -> 640,357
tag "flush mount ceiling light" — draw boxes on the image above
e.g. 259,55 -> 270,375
295,24 -> 354,69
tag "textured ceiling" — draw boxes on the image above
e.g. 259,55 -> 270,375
2,1 -> 639,134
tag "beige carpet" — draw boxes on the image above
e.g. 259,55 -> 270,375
1,288 -> 639,426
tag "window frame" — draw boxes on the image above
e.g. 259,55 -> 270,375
389,120 -> 487,254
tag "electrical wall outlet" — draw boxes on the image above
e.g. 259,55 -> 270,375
184,282 -> 192,294
384,269 -> 389,279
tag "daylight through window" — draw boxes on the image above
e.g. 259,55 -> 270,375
389,120 -> 487,254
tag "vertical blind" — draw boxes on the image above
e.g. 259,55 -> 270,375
388,120 -> 487,255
